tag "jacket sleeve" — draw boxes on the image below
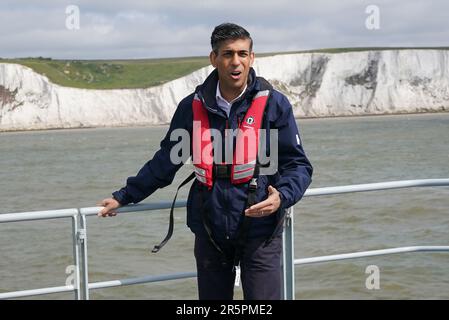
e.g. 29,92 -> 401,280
112,96 -> 193,205
271,93 -> 313,210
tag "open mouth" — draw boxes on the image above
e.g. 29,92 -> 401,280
230,71 -> 242,80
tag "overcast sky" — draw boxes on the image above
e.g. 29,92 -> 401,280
1,0 -> 448,59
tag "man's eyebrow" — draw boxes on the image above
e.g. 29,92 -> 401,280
222,49 -> 250,53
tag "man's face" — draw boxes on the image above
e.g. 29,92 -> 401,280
210,38 -> 254,94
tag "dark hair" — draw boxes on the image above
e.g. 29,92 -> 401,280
211,23 -> 253,53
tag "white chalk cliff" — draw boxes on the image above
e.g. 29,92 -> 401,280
1,50 -> 448,131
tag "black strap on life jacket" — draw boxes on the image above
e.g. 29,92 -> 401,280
151,172 -> 196,253
232,164 -> 259,268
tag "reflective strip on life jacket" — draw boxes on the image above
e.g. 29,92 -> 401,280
232,160 -> 256,180
233,160 -> 256,174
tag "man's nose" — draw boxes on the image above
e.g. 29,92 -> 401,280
231,53 -> 240,66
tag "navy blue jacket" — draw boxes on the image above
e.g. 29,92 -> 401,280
113,68 -> 313,241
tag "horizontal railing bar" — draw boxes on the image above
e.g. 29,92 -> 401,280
0,209 -> 79,223
88,272 -> 197,290
304,179 -> 449,197
1,179 -> 448,223
0,285 -> 75,299
0,202 -> 188,223
295,246 -> 449,265
0,272 -> 197,299
80,201 -> 188,216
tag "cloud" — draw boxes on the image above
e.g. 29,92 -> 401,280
0,0 -> 448,59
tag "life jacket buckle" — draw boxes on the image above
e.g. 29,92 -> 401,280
214,164 -> 231,179
249,177 -> 258,191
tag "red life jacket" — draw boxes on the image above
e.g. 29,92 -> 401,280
192,90 -> 270,188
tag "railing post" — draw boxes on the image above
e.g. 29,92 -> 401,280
71,215 -> 81,300
77,210 -> 90,300
282,206 -> 295,300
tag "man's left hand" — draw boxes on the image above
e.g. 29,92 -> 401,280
245,185 -> 281,218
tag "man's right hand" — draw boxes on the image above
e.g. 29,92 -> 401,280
97,198 -> 121,217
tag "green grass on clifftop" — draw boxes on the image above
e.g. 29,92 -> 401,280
1,47 -> 448,89
0,56 -> 210,89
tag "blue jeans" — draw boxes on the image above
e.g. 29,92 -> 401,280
194,235 -> 282,300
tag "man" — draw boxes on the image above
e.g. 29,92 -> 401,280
98,23 -> 313,300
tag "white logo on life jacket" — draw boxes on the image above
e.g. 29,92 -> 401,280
246,116 -> 255,125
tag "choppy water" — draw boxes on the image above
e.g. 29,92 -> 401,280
0,113 -> 448,300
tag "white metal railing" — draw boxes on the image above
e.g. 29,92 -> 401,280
0,178 -> 448,300
294,246 -> 449,265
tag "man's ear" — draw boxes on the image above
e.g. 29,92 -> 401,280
209,51 -> 217,68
